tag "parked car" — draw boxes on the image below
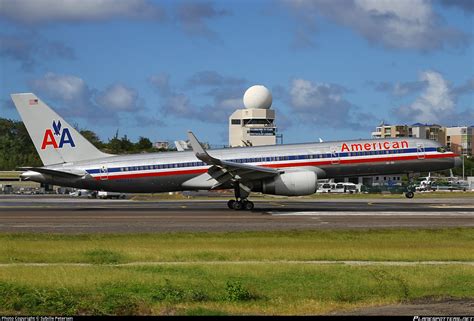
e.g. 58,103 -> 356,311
69,189 -> 97,198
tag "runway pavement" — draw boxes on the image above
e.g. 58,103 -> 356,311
0,195 -> 473,233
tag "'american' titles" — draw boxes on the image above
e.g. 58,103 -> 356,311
341,140 -> 409,152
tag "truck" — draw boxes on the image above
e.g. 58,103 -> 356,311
97,191 -> 127,199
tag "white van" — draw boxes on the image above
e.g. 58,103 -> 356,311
317,182 -> 360,193
318,182 -> 336,193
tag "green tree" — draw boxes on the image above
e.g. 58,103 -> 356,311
0,118 -> 170,170
452,156 -> 473,177
0,118 -> 41,170
79,130 -> 104,150
105,135 -> 134,154
135,136 -> 153,152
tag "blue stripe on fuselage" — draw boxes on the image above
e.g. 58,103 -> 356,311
85,147 -> 438,175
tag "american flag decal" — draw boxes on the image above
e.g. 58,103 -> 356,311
29,99 -> 38,105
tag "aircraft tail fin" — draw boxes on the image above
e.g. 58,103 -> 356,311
11,93 -> 113,166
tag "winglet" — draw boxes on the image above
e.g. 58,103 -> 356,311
187,131 -> 219,165
187,131 -> 206,156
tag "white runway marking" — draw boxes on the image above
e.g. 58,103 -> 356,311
270,211 -> 474,216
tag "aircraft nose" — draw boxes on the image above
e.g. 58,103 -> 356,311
454,157 -> 462,168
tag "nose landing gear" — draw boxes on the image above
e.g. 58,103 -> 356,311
405,173 -> 416,199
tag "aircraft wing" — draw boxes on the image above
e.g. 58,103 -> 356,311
18,167 -> 89,179
187,131 -> 280,186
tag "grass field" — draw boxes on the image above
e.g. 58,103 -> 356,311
0,228 -> 473,315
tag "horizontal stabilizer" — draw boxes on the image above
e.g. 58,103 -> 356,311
18,167 -> 88,178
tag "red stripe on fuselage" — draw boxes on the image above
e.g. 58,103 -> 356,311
94,168 -> 206,180
93,153 -> 457,181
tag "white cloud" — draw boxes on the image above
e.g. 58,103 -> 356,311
395,70 -> 455,123
175,2 -> 230,39
96,84 -> 140,111
30,72 -> 89,101
148,73 -> 171,96
371,80 -> 425,97
288,78 -> 374,128
0,0 -> 165,24
162,94 -> 194,117
285,0 -> 468,51
29,73 -> 146,125
290,79 -> 346,109
0,33 -> 75,71
150,71 -> 247,123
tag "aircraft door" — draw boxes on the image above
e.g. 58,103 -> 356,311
99,165 -> 109,180
331,146 -> 340,164
416,143 -> 425,159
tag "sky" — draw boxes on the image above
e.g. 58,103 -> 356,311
1,0 -> 473,145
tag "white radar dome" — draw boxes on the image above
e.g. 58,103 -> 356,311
243,85 -> 272,109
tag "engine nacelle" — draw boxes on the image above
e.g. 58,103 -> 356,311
261,171 -> 317,196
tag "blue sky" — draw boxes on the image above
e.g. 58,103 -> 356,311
1,0 -> 473,145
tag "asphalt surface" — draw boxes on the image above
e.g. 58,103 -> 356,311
339,298 -> 474,316
0,195 -> 473,233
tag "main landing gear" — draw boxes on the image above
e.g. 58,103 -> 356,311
227,199 -> 254,210
227,181 -> 254,210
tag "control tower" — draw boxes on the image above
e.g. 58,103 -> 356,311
229,85 -> 277,147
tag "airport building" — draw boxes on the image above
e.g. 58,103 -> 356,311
229,85 -> 277,147
446,126 -> 474,157
372,123 -> 473,156
153,141 -> 169,150
372,122 -> 445,144
371,122 -> 409,138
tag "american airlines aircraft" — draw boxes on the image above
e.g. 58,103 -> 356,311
11,93 -> 461,210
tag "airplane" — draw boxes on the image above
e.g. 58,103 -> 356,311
174,140 -> 190,152
11,93 -> 462,210
416,173 -> 434,191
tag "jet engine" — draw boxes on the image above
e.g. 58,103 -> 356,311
260,171 -> 317,196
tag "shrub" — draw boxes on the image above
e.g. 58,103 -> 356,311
224,281 -> 255,302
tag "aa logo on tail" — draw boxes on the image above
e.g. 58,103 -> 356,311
41,120 -> 75,150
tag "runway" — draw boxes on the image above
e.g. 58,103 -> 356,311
0,195 -> 473,233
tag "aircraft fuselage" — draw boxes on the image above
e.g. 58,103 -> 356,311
24,137 -> 459,193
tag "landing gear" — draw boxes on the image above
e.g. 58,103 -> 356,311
227,181 -> 254,211
405,191 -> 414,199
227,199 -> 254,210
243,200 -> 254,210
405,173 -> 416,199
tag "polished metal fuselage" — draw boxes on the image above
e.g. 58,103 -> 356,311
27,137 -> 459,193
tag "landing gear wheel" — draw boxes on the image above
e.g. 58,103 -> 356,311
227,199 -> 235,209
405,191 -> 414,199
243,200 -> 254,210
232,201 -> 243,210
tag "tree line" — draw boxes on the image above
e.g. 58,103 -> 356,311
0,118 -> 170,170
